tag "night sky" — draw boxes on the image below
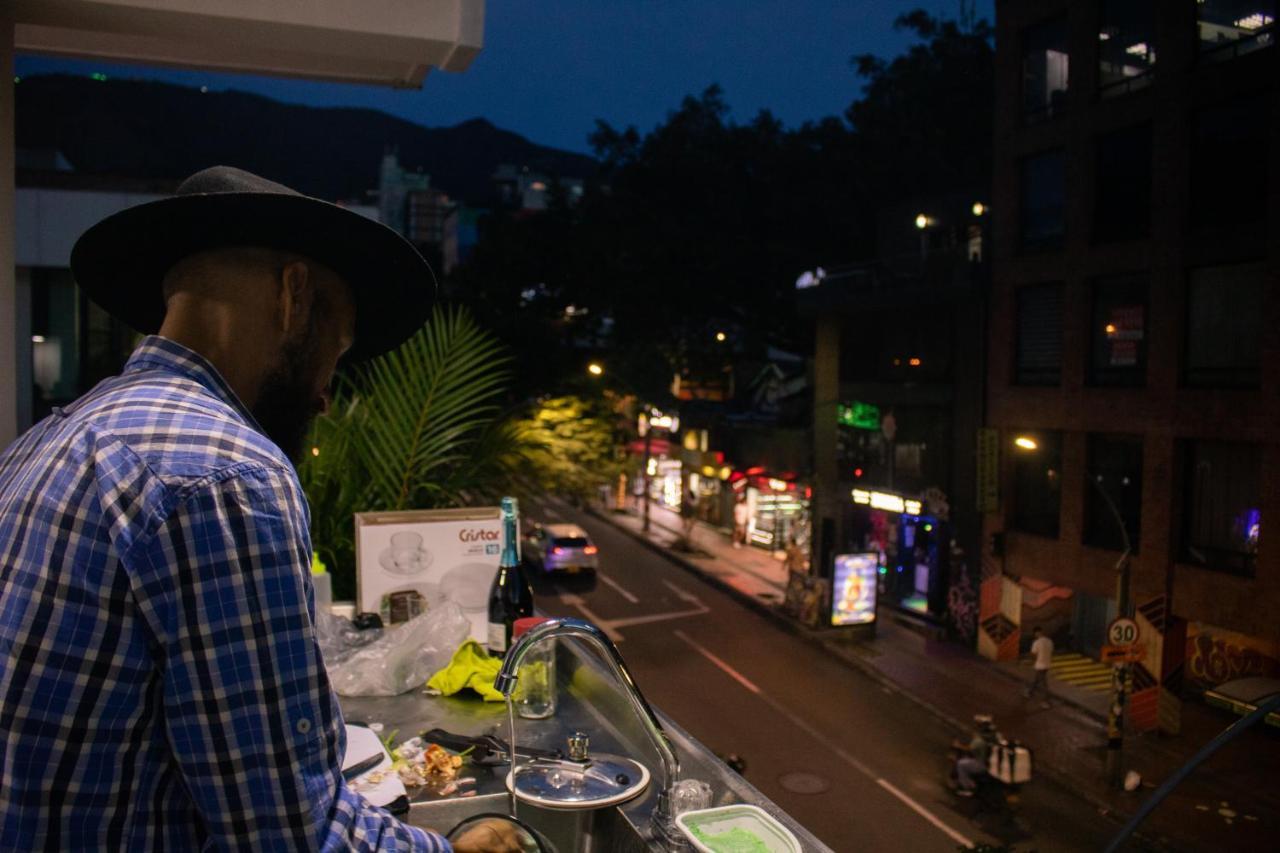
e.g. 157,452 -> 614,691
16,1 -> 994,155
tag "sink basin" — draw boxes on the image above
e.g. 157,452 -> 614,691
406,793 -> 654,852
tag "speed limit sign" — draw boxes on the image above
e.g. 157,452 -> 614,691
1107,617 -> 1140,647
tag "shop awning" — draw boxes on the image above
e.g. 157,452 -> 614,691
627,438 -> 672,456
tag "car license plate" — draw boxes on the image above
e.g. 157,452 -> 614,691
563,565 -> 581,574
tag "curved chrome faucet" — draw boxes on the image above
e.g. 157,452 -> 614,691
495,617 -> 681,836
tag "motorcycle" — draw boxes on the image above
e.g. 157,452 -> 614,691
945,720 -> 1034,840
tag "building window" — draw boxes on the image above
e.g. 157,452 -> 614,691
1098,0 -> 1156,95
1016,284 -> 1063,386
1020,150 -> 1066,250
1084,435 -> 1143,553
1186,265 -> 1264,387
1190,97 -> 1270,228
1090,274 -> 1147,387
1012,430 -> 1062,538
1093,124 -> 1151,243
1198,0 -> 1276,60
1183,441 -> 1261,577
1022,17 -> 1069,121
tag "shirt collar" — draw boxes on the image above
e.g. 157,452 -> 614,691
124,335 -> 265,433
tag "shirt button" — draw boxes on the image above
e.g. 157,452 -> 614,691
296,718 -> 313,735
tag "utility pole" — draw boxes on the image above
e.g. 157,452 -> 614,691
1091,476 -> 1133,789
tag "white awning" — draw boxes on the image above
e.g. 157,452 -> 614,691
14,0 -> 484,87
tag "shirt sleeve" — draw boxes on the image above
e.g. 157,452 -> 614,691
126,464 -> 449,852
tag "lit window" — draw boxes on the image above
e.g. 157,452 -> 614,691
1090,275 -> 1147,387
1098,0 -> 1157,95
1183,441 -> 1261,577
1198,0 -> 1277,60
1022,17 -> 1069,121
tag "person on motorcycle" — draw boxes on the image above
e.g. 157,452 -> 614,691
953,714 -> 998,797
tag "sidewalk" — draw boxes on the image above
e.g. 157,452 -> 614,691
592,501 -> 1280,852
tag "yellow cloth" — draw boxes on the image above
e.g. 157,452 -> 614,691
427,641 -> 504,702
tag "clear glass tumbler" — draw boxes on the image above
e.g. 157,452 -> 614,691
513,617 -> 556,719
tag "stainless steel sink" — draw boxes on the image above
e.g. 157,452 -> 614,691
406,793 -> 655,853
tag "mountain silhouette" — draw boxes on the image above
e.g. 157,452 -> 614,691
15,74 -> 597,205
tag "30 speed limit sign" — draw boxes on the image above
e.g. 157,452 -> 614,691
1107,617 -> 1140,647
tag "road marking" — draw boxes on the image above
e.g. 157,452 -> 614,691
875,778 -> 974,847
557,593 -> 625,643
674,630 -> 974,849
610,608 -> 708,629
661,579 -> 704,606
673,630 -> 761,695
598,572 -> 640,603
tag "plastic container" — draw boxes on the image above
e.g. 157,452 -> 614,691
675,804 -> 801,853
512,616 -> 556,719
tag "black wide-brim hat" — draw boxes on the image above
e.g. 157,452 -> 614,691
70,165 -> 435,363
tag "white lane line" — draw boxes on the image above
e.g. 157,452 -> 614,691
598,572 -> 640,604
661,579 -> 704,606
609,608 -> 707,629
673,629 -> 761,695
673,630 -> 974,849
557,593 -> 625,643
876,778 -> 974,848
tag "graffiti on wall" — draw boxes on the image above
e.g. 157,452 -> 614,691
1186,624 -> 1280,687
946,548 -> 979,644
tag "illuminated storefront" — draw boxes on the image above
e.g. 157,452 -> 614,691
849,487 -> 947,619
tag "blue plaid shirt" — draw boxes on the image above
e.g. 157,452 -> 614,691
0,337 -> 447,852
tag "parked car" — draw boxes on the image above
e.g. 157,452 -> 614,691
524,523 -> 599,575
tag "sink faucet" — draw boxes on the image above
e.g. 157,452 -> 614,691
495,617 -> 682,838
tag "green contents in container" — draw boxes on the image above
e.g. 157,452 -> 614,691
689,825 -> 770,853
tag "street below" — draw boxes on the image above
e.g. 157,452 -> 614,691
524,495 -> 1124,852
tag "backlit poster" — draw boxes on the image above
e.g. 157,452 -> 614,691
831,552 -> 878,626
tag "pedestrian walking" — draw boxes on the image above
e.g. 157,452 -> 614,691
732,497 -> 750,548
1024,625 -> 1055,708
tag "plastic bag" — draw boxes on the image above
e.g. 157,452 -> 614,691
320,602 -> 471,697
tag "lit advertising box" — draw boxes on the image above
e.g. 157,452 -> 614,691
831,552 -> 878,627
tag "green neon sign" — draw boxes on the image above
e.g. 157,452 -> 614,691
837,401 -> 881,430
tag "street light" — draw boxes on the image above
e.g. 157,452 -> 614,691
1014,437 -> 1133,790
588,361 -> 670,533
715,331 -> 727,343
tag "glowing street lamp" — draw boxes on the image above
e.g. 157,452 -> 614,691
1014,436 -> 1038,451
715,331 -> 727,343
914,213 -> 931,229
587,362 -> 604,377
972,202 -> 987,216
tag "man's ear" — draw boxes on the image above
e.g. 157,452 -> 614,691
278,260 -> 312,335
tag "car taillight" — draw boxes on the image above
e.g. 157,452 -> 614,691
584,545 -> 598,555
552,547 -> 564,556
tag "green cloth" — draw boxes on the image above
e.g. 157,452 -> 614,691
427,640 -> 505,701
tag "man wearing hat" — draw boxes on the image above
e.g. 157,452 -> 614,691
0,168 -> 517,851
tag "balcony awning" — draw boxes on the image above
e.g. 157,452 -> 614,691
14,0 -> 484,87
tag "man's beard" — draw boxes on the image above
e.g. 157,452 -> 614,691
252,334 -> 323,464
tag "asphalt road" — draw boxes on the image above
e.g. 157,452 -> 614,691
524,495 -> 1124,852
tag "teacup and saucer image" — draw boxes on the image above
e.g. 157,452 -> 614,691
377,531 -> 433,576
